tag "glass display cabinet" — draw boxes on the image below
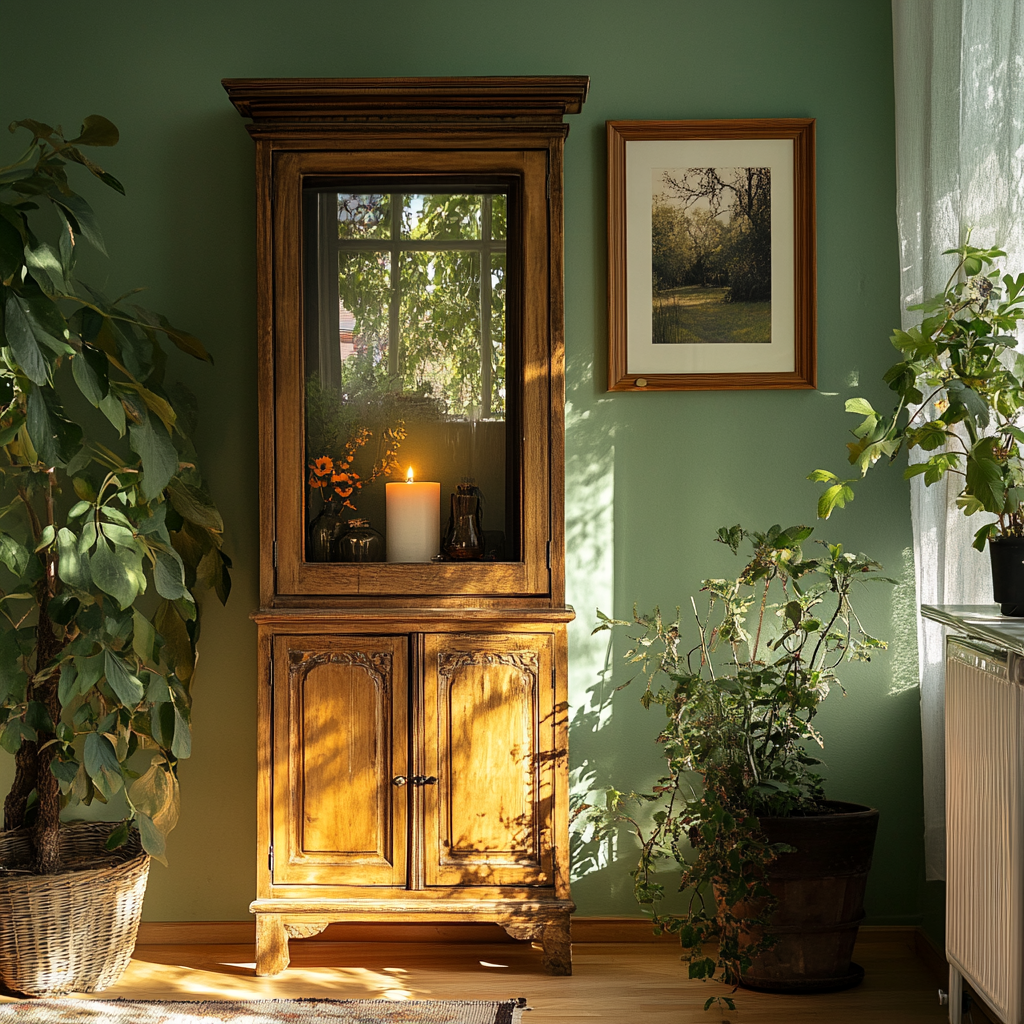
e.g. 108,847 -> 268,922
224,77 -> 587,976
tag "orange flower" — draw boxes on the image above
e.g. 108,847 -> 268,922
310,455 -> 333,477
331,472 -> 351,485
334,485 -> 354,499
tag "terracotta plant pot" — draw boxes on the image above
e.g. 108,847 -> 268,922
737,801 -> 879,994
989,535 -> 1024,616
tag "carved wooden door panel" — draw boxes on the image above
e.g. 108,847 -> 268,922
422,633 -> 554,887
272,635 -> 408,886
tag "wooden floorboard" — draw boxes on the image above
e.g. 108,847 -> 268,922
0,934 -> 948,1022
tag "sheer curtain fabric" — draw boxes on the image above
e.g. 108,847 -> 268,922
892,0 -> 1024,880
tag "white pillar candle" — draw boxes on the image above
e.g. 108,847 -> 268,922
386,468 -> 440,562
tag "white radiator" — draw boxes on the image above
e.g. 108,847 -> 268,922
946,637 -> 1024,1024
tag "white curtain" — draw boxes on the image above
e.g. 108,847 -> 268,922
893,0 -> 1024,880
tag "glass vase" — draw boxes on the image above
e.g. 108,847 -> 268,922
308,506 -> 347,562
442,487 -> 484,560
335,518 -> 385,563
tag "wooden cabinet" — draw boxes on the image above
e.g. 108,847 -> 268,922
225,77 -> 586,976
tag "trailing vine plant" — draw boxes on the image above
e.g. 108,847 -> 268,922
581,525 -> 889,1010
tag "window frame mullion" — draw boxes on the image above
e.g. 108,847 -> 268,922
481,195 -> 493,419
388,194 -> 402,379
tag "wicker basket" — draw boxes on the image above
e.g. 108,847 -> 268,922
0,821 -> 150,996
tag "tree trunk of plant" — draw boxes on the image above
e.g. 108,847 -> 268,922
31,584 -> 62,875
3,740 -> 38,831
2,599 -> 63,874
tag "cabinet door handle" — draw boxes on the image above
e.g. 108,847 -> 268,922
392,776 -> 408,787
412,775 -> 438,786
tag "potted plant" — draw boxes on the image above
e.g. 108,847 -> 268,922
0,116 -> 229,994
810,236 -> 1024,612
582,524 -> 889,1010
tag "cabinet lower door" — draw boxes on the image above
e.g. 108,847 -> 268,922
422,633 -> 554,887
272,635 -> 408,886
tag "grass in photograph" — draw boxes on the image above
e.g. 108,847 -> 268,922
652,285 -> 771,345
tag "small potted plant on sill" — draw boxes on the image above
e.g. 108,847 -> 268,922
581,524 -> 889,1010
0,116 -> 229,995
811,236 -> 1024,612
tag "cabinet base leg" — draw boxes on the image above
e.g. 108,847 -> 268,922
501,915 -> 572,975
255,914 -> 290,976
540,918 -> 572,976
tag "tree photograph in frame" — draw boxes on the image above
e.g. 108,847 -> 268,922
608,120 -> 815,391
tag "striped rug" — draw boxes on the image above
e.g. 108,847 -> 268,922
0,998 -> 526,1023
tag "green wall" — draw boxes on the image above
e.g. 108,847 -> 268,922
1,0 -> 924,926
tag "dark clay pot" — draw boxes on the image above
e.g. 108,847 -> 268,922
989,536 -> 1024,616
739,801 -> 879,994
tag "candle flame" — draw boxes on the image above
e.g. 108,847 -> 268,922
406,466 -> 414,483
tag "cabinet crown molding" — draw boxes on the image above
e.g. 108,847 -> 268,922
222,76 -> 590,129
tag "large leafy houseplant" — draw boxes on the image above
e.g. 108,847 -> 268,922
811,237 -> 1024,550
583,525 -> 887,1009
0,116 -> 229,874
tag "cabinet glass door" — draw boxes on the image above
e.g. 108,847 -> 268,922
271,147 -> 549,598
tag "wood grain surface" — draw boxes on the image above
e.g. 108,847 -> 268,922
38,932 -> 946,1023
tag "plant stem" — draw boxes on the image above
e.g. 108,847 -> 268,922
750,576 -> 771,664
16,484 -> 41,542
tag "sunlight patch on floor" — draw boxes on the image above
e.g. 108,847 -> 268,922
113,958 -> 419,1001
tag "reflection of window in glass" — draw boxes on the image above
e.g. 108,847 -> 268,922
313,192 -> 507,421
303,188 -> 515,563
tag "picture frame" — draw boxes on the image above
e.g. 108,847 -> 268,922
607,119 -> 816,391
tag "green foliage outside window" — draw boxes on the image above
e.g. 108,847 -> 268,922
336,192 -> 506,421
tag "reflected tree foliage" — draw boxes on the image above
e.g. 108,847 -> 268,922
336,193 -> 507,420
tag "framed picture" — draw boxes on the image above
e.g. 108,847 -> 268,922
607,119 -> 815,391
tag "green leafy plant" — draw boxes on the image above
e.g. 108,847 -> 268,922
811,236 -> 1024,549
581,525 -> 888,1010
0,115 -> 229,872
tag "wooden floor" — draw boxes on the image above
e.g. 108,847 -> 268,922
2,933 -> 949,1022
